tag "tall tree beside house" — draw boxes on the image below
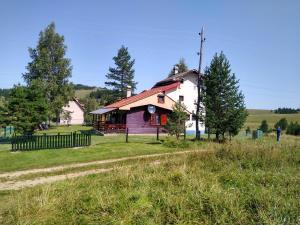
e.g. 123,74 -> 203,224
105,45 -> 137,99
204,52 -> 247,141
168,58 -> 188,77
23,22 -> 73,123
166,102 -> 187,140
7,81 -> 48,135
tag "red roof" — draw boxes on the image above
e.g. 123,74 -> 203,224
105,82 -> 180,108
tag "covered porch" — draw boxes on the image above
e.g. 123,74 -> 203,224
90,105 -> 171,134
90,108 -> 127,133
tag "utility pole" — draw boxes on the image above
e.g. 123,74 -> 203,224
195,27 -> 205,140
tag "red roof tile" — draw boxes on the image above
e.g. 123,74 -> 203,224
105,82 -> 180,109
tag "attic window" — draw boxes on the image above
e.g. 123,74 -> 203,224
157,95 -> 165,104
179,95 -> 184,103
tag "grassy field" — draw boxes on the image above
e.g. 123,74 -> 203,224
74,89 -> 95,99
0,135 -> 299,224
0,125 -> 300,224
245,109 -> 300,130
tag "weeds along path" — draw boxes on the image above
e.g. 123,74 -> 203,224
0,150 -> 208,191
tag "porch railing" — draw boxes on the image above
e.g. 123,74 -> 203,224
93,122 -> 126,133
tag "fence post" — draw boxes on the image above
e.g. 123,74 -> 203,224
184,126 -> 186,140
157,127 -> 159,141
126,128 -> 129,143
73,132 -> 76,147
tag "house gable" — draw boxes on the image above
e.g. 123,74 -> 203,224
119,92 -> 176,111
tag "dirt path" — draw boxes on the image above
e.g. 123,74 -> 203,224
0,150 -> 207,191
0,161 -> 162,191
0,149 -> 201,179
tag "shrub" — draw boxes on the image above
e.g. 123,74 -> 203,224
259,120 -> 268,133
286,122 -> 300,136
274,118 -> 288,130
162,137 -> 190,148
245,126 -> 251,135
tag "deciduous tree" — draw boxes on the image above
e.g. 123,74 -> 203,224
7,81 -> 48,134
23,22 -> 73,124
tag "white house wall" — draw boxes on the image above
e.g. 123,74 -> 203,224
165,74 -> 205,134
60,101 -> 84,125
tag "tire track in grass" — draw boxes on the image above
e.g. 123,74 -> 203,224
0,149 -> 204,179
0,150 -> 210,191
0,161 -> 163,191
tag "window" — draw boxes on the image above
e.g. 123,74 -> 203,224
192,114 -> 197,121
157,95 -> 165,103
179,95 -> 184,102
150,113 -> 160,125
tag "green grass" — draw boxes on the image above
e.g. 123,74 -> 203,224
36,125 -> 92,134
0,135 -> 184,173
0,125 -> 196,172
0,136 -> 299,224
74,89 -> 95,99
245,109 -> 300,130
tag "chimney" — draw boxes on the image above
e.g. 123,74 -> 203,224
174,65 -> 179,75
126,85 -> 132,98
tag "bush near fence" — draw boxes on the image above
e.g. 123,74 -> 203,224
11,132 -> 91,151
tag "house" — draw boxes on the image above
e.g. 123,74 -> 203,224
60,98 -> 85,125
90,70 -> 205,134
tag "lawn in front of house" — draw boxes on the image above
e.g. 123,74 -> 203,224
0,125 -> 202,173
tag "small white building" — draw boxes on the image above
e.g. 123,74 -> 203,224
60,98 -> 85,125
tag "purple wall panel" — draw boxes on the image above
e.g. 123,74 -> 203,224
126,106 -> 170,134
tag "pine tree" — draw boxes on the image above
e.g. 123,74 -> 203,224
166,102 -> 187,139
105,45 -> 137,99
204,52 -> 247,141
23,22 -> 73,123
7,81 -> 48,134
168,58 -> 188,77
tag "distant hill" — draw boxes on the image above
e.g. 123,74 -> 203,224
75,89 -> 97,99
72,84 -> 96,90
72,83 -> 97,99
245,109 -> 300,130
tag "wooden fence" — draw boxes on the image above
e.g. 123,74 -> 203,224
11,132 -> 91,151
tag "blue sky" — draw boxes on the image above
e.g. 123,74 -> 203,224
0,0 -> 299,109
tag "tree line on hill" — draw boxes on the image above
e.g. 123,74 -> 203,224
273,107 -> 300,114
